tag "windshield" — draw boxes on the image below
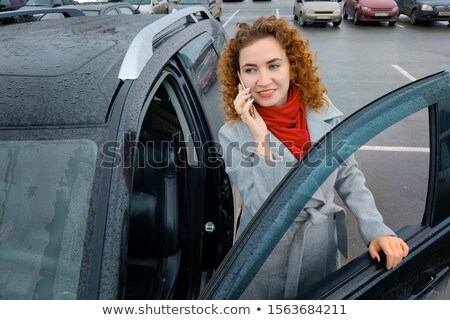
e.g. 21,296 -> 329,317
179,0 -> 208,5
304,0 -> 337,2
0,139 -> 97,299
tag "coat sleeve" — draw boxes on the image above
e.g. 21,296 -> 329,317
218,123 -> 293,217
334,154 -> 396,246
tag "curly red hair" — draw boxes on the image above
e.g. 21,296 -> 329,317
218,16 -> 328,122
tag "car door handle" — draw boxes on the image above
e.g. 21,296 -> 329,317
408,266 -> 450,299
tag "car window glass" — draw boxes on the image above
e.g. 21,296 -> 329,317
39,12 -> 65,20
434,97 -> 450,223
118,7 -> 134,14
237,108 -> 430,299
341,108 -> 429,261
106,9 -> 119,15
178,33 -> 224,141
82,10 -> 99,16
0,140 -> 97,299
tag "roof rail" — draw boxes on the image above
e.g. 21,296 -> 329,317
0,7 -> 85,19
118,6 -> 213,81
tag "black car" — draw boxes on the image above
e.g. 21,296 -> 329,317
0,7 -> 232,300
0,6 -> 450,300
395,0 -> 450,25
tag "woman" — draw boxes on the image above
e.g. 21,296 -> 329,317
217,16 -> 409,299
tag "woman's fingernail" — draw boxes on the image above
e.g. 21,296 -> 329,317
249,97 -> 254,102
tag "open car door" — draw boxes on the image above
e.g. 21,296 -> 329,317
201,71 -> 450,300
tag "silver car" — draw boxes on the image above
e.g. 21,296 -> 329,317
171,0 -> 222,20
293,0 -> 342,27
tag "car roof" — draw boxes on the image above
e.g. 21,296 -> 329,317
0,14 -> 164,127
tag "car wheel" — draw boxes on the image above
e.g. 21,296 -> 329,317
299,14 -> 305,27
410,9 -> 419,25
343,6 -> 348,19
353,11 -> 359,25
333,19 -> 342,27
294,12 -> 298,21
389,20 -> 396,26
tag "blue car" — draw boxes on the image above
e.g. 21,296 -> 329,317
395,0 -> 450,25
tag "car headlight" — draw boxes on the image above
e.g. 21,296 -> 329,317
392,6 -> 399,12
333,9 -> 341,14
361,6 -> 371,11
305,8 -> 315,14
421,4 -> 433,11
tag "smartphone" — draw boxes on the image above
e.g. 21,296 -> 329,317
237,71 -> 255,118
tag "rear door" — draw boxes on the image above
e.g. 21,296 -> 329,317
201,71 -> 450,299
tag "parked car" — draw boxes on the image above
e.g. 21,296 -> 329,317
0,6 -> 230,300
24,0 -> 76,7
0,0 -> 27,11
117,0 -> 168,14
293,0 -> 342,27
61,2 -> 139,15
1,4 -> 450,300
395,0 -> 450,25
170,0 -> 222,20
0,6 -> 84,24
343,0 -> 399,26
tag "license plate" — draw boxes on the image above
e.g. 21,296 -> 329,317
317,16 -> 331,19
375,13 -> 389,17
438,11 -> 450,16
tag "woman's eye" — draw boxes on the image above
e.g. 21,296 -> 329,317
269,64 -> 280,70
244,69 -> 255,74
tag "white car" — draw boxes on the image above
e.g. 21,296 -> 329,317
293,0 -> 342,27
121,0 -> 168,14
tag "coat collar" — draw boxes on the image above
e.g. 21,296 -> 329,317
306,103 -> 343,143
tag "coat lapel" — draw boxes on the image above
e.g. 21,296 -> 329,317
306,104 -> 343,143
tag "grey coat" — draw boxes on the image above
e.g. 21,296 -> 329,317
218,101 -> 395,299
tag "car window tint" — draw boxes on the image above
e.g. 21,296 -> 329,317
0,140 -> 97,299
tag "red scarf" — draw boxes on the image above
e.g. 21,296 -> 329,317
255,85 -> 311,160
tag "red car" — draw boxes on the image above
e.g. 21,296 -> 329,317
343,0 -> 399,26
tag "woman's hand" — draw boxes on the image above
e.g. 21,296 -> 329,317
368,235 -> 409,270
234,85 -> 271,158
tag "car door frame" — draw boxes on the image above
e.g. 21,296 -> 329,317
200,71 -> 450,299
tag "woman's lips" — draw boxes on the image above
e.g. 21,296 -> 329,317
257,89 -> 276,99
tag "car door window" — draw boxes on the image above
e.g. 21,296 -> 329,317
201,71 -> 450,300
339,108 -> 430,262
